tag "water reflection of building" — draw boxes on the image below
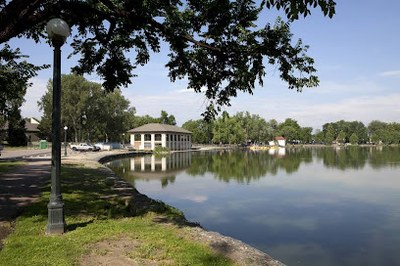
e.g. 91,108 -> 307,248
129,153 -> 192,180
128,123 -> 192,151
269,147 -> 286,157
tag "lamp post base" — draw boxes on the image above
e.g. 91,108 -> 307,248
46,202 -> 66,234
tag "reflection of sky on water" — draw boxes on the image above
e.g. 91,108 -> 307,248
108,150 -> 400,266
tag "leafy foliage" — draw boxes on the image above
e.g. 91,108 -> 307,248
153,145 -> 171,154
182,119 -> 213,144
0,44 -> 48,127
212,111 -> 245,144
368,120 -> 400,145
38,74 -> 133,142
38,75 -> 181,142
6,103 -> 27,146
159,110 -> 176,125
0,0 -> 336,119
235,111 -> 275,144
322,120 -> 369,145
183,111 -> 313,145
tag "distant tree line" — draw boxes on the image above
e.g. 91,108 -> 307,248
183,113 -> 400,146
182,111 -> 312,145
314,120 -> 400,145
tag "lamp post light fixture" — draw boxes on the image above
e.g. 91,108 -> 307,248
64,126 -> 68,157
46,18 -> 70,234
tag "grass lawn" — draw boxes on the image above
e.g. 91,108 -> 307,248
0,162 -> 234,266
0,161 -> 25,173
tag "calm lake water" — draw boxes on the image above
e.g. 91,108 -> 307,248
105,147 -> 400,266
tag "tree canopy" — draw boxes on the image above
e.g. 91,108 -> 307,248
0,44 -> 47,128
38,74 -> 133,142
1,0 -> 336,119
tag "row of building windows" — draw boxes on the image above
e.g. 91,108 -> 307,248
134,133 -> 191,142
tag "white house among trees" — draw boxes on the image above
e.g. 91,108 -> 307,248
128,123 -> 192,151
275,136 -> 286,147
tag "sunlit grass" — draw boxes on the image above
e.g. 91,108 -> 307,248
0,163 -> 234,266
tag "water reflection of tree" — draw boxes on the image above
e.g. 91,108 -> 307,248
315,147 -> 369,170
106,147 -> 400,186
187,149 -> 313,183
314,146 -> 400,170
161,176 -> 176,188
369,146 -> 400,169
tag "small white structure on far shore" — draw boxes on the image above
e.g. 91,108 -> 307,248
275,136 -> 286,147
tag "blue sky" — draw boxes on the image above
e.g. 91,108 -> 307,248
11,1 -> 400,130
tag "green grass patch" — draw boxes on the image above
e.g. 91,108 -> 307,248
0,161 -> 25,173
0,163 -> 234,266
153,146 -> 171,155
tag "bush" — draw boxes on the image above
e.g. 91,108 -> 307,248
153,146 -> 171,154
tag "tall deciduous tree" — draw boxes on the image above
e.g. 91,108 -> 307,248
324,123 -> 335,144
0,44 -> 47,128
1,0 -> 336,119
235,111 -> 271,144
182,119 -> 213,144
159,110 -> 176,125
213,111 -> 244,144
38,74 -> 132,142
6,103 -> 27,146
277,118 -> 301,143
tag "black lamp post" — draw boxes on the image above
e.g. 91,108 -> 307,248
81,113 -> 87,142
46,18 -> 70,234
64,126 -> 68,157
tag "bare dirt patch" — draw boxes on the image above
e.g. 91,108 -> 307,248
79,237 -> 174,266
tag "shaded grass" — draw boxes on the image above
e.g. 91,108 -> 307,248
0,161 -> 25,173
0,163 -> 234,266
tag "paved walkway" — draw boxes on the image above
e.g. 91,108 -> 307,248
0,160 -> 50,222
0,158 -> 51,249
0,149 -> 135,221
0,148 -> 51,160
0,148 -> 141,249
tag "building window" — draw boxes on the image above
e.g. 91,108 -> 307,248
144,134 -> 151,141
155,134 -> 162,141
166,134 -> 169,141
134,134 -> 141,141
144,143 -> 151,149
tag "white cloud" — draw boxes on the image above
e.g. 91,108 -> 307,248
290,93 -> 400,128
379,70 -> 400,77
21,77 -> 48,119
181,194 -> 208,203
127,88 -> 208,125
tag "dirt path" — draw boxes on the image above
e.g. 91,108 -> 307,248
0,159 -> 50,248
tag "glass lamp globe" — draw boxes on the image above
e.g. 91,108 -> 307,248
46,18 -> 70,46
